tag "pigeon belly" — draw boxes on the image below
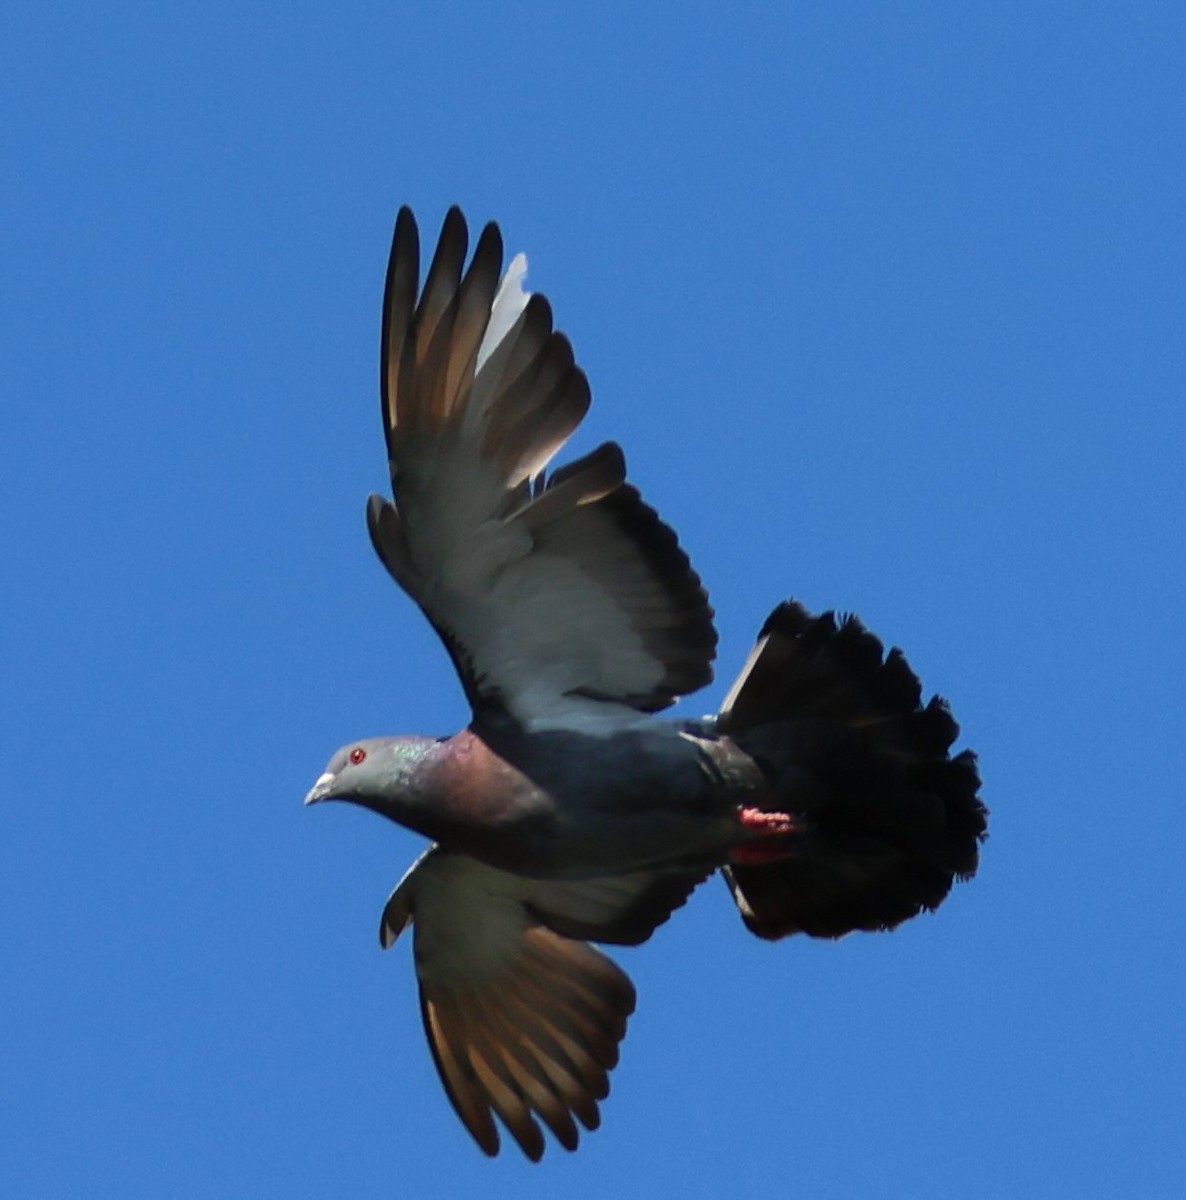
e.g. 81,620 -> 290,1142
417,724 -> 761,880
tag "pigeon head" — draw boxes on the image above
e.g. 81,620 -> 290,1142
304,736 -> 438,824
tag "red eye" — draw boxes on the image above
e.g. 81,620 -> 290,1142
349,747 -> 367,765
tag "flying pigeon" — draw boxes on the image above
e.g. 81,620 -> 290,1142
306,207 -> 987,1161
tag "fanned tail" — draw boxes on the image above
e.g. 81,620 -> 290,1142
717,601 -> 986,940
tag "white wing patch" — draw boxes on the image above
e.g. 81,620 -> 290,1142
475,252 -> 529,375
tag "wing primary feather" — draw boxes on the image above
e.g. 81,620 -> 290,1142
524,928 -> 637,1016
394,317 -> 424,440
452,994 -> 546,1162
474,293 -> 555,423
495,366 -> 592,485
411,208 -> 468,432
480,333 -> 574,461
514,947 -> 629,1047
465,300 -> 535,435
415,297 -> 464,431
509,951 -> 625,1067
416,207 -> 468,353
498,984 -> 610,1121
496,969 -> 610,1086
422,995 -> 501,1157
381,207 -> 420,453
481,997 -> 582,1151
442,221 -> 504,425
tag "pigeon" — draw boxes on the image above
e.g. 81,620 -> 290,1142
306,207 -> 987,1161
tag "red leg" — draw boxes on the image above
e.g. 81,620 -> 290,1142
730,806 -> 800,865
737,806 -> 797,835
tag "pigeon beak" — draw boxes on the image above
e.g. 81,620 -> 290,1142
304,772 -> 337,806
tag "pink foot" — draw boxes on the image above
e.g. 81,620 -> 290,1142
737,806 -> 797,835
730,806 -> 800,865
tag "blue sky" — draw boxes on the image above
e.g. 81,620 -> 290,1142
4,2 -> 1184,1196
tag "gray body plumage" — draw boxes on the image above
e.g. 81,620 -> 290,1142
311,719 -> 760,880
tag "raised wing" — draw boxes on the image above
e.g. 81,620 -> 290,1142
367,207 -> 716,725
380,847 -> 707,1160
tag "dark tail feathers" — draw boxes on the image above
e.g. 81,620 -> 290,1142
718,601 -> 986,940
